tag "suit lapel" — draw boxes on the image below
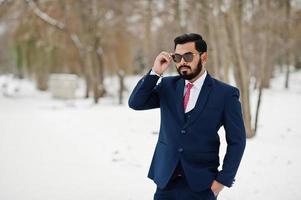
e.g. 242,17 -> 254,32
183,73 -> 214,129
175,77 -> 185,124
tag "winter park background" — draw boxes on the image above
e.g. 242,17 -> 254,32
1,1 -> 301,200
1,70 -> 301,200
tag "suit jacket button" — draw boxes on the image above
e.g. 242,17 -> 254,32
178,148 -> 184,152
181,130 -> 186,134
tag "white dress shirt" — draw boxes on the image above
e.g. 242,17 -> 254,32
184,70 -> 207,113
150,69 -> 207,113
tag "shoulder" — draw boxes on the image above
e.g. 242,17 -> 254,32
161,74 -> 181,82
211,76 -> 240,96
160,75 -> 181,86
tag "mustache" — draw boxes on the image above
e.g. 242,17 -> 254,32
179,65 -> 191,70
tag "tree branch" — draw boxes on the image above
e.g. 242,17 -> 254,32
25,0 -> 84,51
26,0 -> 65,30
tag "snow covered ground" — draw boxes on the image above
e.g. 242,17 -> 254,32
0,71 -> 300,200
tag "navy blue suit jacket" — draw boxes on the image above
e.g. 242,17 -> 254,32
128,71 -> 246,192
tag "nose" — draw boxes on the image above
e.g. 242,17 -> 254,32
179,57 -> 187,65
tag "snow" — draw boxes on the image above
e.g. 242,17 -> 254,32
0,70 -> 300,200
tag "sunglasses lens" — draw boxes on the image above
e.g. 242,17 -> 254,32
183,53 -> 193,62
172,52 -> 195,63
172,54 -> 182,63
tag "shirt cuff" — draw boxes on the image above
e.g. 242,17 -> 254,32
150,69 -> 163,77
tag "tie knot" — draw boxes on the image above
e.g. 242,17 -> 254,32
186,83 -> 193,90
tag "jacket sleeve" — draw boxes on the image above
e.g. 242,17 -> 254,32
216,87 -> 246,187
128,70 -> 162,110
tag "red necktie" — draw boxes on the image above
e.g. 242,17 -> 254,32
183,83 -> 193,112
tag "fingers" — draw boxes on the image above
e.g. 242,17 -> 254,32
160,51 -> 172,62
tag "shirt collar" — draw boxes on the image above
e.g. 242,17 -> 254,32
185,70 -> 207,90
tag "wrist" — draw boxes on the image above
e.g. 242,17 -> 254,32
151,68 -> 163,77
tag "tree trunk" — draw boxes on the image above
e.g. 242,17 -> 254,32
95,36 -> 106,98
224,1 -> 254,138
117,70 -> 125,105
284,0 -> 292,89
254,86 -> 262,133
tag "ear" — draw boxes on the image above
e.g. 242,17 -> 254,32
201,52 -> 208,62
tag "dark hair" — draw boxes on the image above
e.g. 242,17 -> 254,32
174,33 -> 207,52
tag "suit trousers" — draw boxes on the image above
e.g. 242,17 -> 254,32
153,175 -> 217,200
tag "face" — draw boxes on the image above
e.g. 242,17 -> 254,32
173,42 -> 207,81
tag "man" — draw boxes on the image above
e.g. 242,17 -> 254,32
128,33 -> 246,200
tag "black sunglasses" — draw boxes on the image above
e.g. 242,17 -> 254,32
171,52 -> 202,63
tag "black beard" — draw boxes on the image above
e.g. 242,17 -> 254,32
177,59 -> 203,80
